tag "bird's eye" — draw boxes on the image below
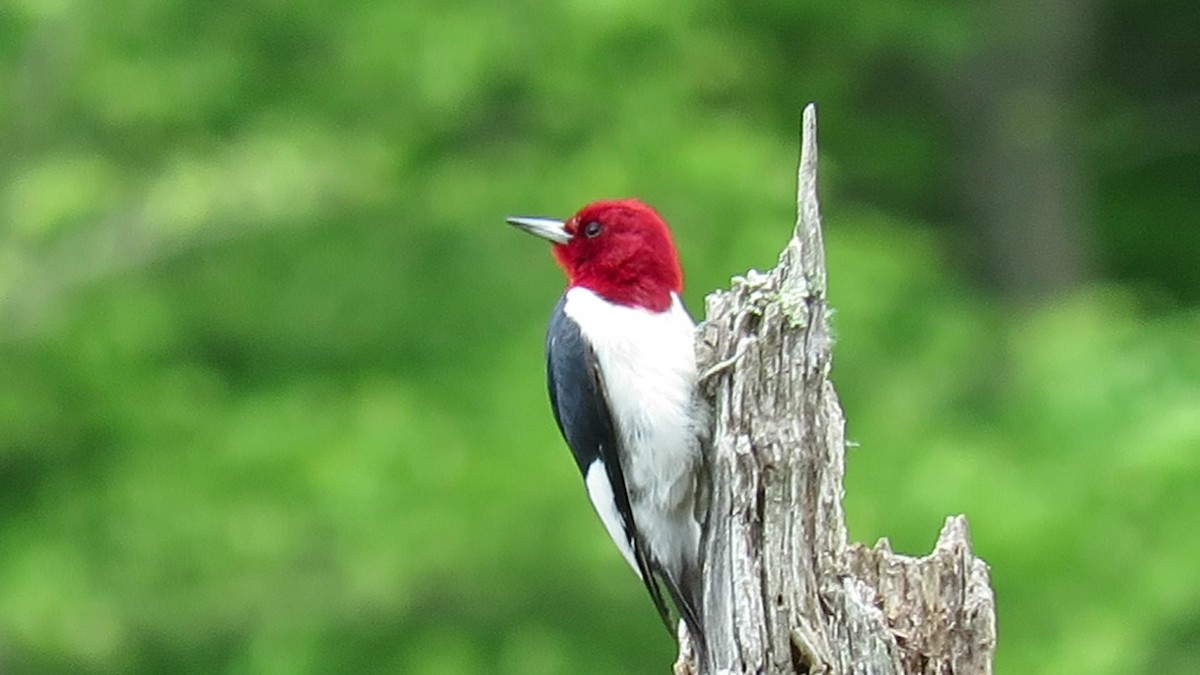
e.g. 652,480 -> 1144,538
584,221 -> 603,238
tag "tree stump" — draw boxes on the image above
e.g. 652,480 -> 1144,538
680,105 -> 996,675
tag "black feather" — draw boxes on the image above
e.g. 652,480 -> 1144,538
545,294 -> 685,638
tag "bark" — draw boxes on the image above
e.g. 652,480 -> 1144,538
677,105 -> 996,675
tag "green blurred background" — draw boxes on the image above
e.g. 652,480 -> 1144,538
1,0 -> 1198,673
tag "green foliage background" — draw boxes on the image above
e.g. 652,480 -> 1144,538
1,1 -> 1198,673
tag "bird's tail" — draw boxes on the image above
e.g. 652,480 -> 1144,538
662,563 -> 705,657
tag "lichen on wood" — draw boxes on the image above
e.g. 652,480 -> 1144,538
680,105 -> 996,675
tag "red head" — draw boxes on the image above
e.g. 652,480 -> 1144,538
508,199 -> 683,312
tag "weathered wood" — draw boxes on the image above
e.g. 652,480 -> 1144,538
678,105 -> 996,675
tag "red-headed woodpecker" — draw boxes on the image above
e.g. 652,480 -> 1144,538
507,199 -> 707,648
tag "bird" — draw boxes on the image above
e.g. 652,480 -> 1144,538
507,198 -> 708,649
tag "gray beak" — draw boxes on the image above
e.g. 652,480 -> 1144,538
506,216 -> 572,245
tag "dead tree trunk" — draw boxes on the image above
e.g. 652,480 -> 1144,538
677,105 -> 996,675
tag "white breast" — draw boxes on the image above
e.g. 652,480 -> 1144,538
563,286 -> 705,571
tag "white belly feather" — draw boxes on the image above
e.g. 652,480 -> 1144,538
564,287 -> 705,572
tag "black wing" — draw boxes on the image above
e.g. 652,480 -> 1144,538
545,295 -> 675,633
